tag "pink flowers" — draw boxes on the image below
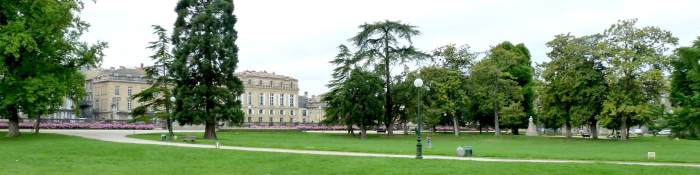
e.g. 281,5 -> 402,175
0,122 -> 154,130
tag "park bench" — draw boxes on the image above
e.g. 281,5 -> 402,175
377,128 -> 386,133
183,136 -> 196,143
581,133 -> 591,138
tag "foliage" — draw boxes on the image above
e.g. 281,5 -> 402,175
597,19 -> 678,139
541,34 -> 607,138
324,69 -> 384,139
470,51 -> 523,136
430,44 -> 477,72
417,66 -> 468,135
130,25 -> 175,136
349,20 -> 426,135
668,37 -> 700,139
171,0 -> 244,139
0,0 -> 106,137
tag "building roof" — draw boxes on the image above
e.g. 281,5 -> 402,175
235,70 -> 297,81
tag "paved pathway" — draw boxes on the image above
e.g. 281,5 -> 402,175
39,129 -> 700,168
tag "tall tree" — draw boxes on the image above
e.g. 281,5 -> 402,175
350,20 -> 425,135
0,0 -> 106,137
470,57 -> 523,136
669,37 -> 700,139
171,0 -> 244,140
430,44 -> 476,72
484,42 -> 533,135
323,45 -> 358,135
131,25 -> 176,137
324,69 -> 384,139
418,67 -> 468,136
598,19 -> 677,140
542,34 -> 607,139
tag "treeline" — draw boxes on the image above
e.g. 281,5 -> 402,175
323,19 -> 700,140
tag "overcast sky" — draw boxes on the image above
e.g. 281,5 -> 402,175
80,0 -> 700,95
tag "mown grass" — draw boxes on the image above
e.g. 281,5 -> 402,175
2,132 -> 699,175
131,131 -> 700,163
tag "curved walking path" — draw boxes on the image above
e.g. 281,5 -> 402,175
41,129 -> 700,168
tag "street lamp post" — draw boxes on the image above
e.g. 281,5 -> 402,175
413,78 -> 424,159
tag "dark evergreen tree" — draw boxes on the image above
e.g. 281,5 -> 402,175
171,0 -> 244,140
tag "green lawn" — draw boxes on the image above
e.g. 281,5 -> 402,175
2,132 -> 699,175
131,131 -> 700,163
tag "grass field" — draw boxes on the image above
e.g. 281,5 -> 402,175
2,132 -> 699,175
131,131 -> 700,163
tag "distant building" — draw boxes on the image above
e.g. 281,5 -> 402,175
236,70 -> 313,124
86,66 -> 150,120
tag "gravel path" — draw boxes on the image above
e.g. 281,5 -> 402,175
39,129 -> 700,168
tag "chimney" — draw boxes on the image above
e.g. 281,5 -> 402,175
140,63 -> 144,68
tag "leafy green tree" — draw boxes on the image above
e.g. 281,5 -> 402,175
481,42 -> 533,135
598,19 -> 677,140
350,20 -> 425,135
669,37 -> 700,139
131,25 -> 176,137
171,0 -> 244,140
470,56 -> 523,136
542,34 -> 607,139
325,69 -> 384,139
430,44 -> 476,72
418,67 -> 468,136
0,0 -> 106,137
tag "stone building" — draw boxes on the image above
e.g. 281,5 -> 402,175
236,70 -> 312,124
86,66 -> 149,120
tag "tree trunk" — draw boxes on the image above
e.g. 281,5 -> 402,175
403,120 -> 408,135
564,121 -> 572,138
589,119 -> 598,139
494,101 -> 500,136
452,115 -> 460,136
203,120 -> 217,140
360,123 -> 367,139
6,106 -> 20,137
479,124 -> 483,134
166,117 -> 174,137
383,34 -> 394,136
620,116 -> 628,140
34,115 -> 41,134
512,127 -> 519,135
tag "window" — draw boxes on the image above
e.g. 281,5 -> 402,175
259,93 -> 264,106
112,97 -> 120,111
248,108 -> 252,115
290,110 -> 295,116
127,100 -> 133,112
248,117 -> 252,122
279,118 -> 283,123
247,92 -> 252,105
258,80 -> 262,86
127,87 -> 132,97
289,95 -> 294,107
280,94 -> 285,106
114,86 -> 120,95
269,117 -> 273,122
280,110 -> 284,115
259,109 -> 263,114
289,118 -> 293,123
258,117 -> 262,122
270,80 -> 273,87
302,118 -> 306,123
269,109 -> 274,115
302,109 -> 307,117
269,93 -> 274,106
248,79 -> 252,85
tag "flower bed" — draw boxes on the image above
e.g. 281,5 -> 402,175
0,122 -> 154,130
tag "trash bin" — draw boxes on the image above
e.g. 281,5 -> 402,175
464,146 -> 473,157
456,146 -> 465,157
160,134 -> 167,141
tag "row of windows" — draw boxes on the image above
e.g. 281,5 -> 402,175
247,108 -> 300,116
247,117 -> 307,123
247,79 -> 295,88
243,92 -> 295,107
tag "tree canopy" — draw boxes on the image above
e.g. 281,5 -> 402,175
171,0 -> 244,140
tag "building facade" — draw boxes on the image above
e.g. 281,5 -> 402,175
87,67 -> 150,120
236,70 -> 314,124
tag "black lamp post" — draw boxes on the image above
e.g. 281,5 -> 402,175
413,78 -> 424,159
